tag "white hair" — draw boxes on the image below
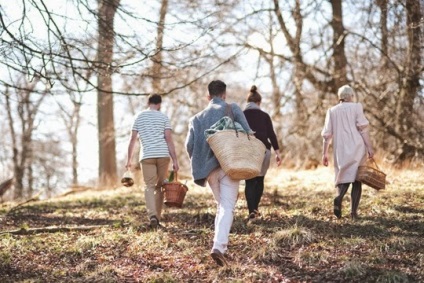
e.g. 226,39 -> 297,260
338,85 -> 355,101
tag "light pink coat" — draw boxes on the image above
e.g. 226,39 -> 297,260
321,102 -> 369,186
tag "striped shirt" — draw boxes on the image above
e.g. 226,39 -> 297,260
132,109 -> 172,160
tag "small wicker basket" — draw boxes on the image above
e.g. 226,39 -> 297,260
356,158 -> 386,190
162,173 -> 188,208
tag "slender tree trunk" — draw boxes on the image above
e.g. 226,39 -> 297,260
330,0 -> 348,89
266,10 -> 283,148
5,79 -> 44,199
395,0 -> 422,162
273,0 -> 307,123
376,0 -> 388,63
97,0 -> 120,186
152,0 -> 168,93
5,89 -> 23,199
71,101 -> 81,186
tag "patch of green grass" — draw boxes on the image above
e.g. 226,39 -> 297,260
145,273 -> 179,283
272,224 -> 315,247
340,260 -> 367,278
294,248 -> 330,267
0,251 -> 11,268
376,270 -> 410,283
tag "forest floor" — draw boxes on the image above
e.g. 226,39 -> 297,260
0,167 -> 423,282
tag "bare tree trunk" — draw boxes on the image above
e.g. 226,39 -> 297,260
395,0 -> 422,162
152,0 -> 168,94
56,96 -> 82,186
4,79 -> 44,199
330,0 -> 348,89
97,0 -> 120,186
273,0 -> 307,123
262,11 -> 284,148
22,96 -> 34,197
376,0 -> 388,64
5,89 -> 23,199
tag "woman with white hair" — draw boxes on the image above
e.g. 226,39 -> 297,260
321,85 -> 374,220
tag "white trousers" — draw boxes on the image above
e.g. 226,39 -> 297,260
207,167 -> 239,254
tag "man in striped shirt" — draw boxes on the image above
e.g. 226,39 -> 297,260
126,94 -> 179,229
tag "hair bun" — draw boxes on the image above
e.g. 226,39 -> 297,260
250,85 -> 257,92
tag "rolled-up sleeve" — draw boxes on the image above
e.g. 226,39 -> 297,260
356,103 -> 369,132
356,103 -> 369,126
321,109 -> 333,140
185,119 -> 195,158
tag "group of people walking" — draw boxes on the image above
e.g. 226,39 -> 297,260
125,80 -> 374,267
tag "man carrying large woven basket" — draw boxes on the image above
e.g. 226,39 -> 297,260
185,80 -> 253,267
321,85 -> 374,220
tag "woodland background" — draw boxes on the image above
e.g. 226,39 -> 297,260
0,0 -> 423,201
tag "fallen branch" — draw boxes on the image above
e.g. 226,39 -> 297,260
0,225 -> 107,236
7,191 -> 44,213
57,186 -> 91,197
15,191 -> 43,207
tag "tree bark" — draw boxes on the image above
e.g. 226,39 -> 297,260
330,0 -> 348,89
5,79 -> 43,199
376,0 -> 388,63
395,0 -> 422,162
151,0 -> 169,93
97,0 -> 120,186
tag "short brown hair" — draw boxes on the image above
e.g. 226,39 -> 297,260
148,94 -> 162,105
247,85 -> 262,103
208,80 -> 226,97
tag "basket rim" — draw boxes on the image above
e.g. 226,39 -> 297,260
358,166 -> 386,176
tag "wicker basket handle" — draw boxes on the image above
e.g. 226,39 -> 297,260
225,103 -> 239,137
225,103 -> 251,140
369,158 -> 380,170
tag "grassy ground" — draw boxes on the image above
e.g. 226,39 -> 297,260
0,167 -> 423,282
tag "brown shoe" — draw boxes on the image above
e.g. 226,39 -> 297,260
210,249 -> 227,267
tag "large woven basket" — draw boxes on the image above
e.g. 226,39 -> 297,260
207,130 -> 266,180
162,174 -> 188,208
356,158 -> 386,190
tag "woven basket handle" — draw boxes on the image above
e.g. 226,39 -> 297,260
369,158 -> 380,170
225,103 -> 239,137
174,172 -> 178,183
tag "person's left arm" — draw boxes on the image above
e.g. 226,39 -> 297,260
165,129 -> 179,172
266,114 -> 282,166
185,118 -> 195,158
356,103 -> 374,158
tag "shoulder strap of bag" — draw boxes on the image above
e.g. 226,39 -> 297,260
225,103 -> 239,137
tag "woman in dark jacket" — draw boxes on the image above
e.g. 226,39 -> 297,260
243,85 -> 282,219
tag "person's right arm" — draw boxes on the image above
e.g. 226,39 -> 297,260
356,103 -> 374,158
125,130 -> 138,169
322,138 -> 331,166
321,109 -> 333,166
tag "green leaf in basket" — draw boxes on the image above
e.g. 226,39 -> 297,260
168,170 -> 174,182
